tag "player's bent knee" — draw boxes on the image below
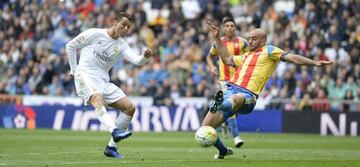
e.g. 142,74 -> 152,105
232,94 -> 245,111
125,103 -> 136,116
90,94 -> 104,107
90,94 -> 103,101
129,104 -> 136,113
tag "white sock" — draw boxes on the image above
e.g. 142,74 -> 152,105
115,111 -> 132,131
108,138 -> 117,147
107,112 -> 132,147
95,106 -> 116,133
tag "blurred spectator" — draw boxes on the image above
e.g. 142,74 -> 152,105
27,66 -> 42,93
312,88 -> 331,112
284,95 -> 298,112
344,76 -> 358,98
153,87 -> 166,106
324,41 -> 349,63
255,89 -> 273,110
181,0 -> 201,20
343,89 -> 355,112
298,93 -> 312,111
328,78 -> 347,111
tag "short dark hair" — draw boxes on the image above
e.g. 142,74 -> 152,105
222,17 -> 236,25
115,12 -> 132,22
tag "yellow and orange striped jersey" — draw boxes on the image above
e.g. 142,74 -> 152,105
230,45 -> 288,95
209,36 -> 248,81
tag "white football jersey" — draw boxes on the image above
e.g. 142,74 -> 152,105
66,28 -> 148,80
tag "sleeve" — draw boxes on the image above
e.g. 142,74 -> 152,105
238,36 -> 249,53
242,40 -> 249,53
65,29 -> 96,75
209,42 -> 218,56
267,45 -> 288,62
122,44 -> 149,66
232,55 -> 243,67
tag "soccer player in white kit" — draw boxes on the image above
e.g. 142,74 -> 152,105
65,12 -> 153,158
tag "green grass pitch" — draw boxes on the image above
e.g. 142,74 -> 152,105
0,129 -> 359,167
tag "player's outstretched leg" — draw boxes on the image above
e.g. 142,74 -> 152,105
204,90 -> 235,159
213,136 -> 234,159
227,117 -> 244,148
104,145 -> 124,158
202,113 -> 234,159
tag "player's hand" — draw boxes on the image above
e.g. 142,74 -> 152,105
68,71 -> 74,78
143,48 -> 153,58
207,21 -> 220,40
315,61 -> 334,67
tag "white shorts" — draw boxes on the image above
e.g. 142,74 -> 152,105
74,70 -> 126,105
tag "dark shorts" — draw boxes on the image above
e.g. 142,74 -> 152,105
221,83 -> 257,121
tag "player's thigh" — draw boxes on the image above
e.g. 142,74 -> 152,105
74,70 -> 103,106
233,92 -> 256,115
223,86 -> 245,111
230,93 -> 246,111
103,83 -> 134,114
103,83 -> 126,104
108,96 -> 136,116
201,112 -> 225,128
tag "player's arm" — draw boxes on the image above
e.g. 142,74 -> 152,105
65,29 -> 96,75
268,45 -> 334,67
206,44 -> 218,77
284,53 -> 334,66
214,41 -> 234,66
123,45 -> 153,65
207,22 -> 234,66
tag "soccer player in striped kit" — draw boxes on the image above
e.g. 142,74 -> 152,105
206,17 -> 248,148
66,12 -> 153,158
204,21 -> 333,159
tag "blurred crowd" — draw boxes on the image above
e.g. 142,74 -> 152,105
0,0 -> 359,112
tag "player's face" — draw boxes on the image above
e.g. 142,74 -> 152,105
223,21 -> 236,37
113,17 -> 133,37
248,32 -> 264,52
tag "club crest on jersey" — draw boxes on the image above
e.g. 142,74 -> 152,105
76,36 -> 86,44
112,46 -> 119,54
